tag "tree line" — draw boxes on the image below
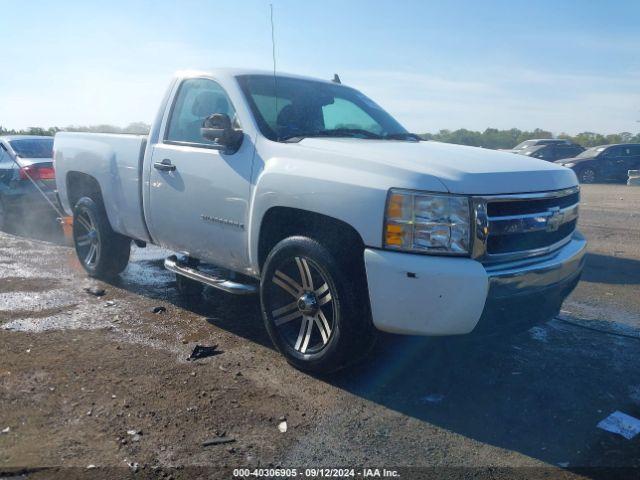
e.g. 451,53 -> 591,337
0,122 -> 151,137
419,128 -> 640,149
2,124 -> 639,149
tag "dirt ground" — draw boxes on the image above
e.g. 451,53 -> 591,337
1,184 -> 639,479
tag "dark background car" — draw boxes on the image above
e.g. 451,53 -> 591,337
555,143 -> 640,183
512,138 -> 582,150
504,138 -> 585,162
0,135 -> 58,229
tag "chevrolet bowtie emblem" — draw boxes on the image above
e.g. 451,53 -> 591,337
546,207 -> 564,232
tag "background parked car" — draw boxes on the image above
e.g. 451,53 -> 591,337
555,143 -> 640,183
510,138 -> 581,150
504,139 -> 585,162
0,135 -> 57,229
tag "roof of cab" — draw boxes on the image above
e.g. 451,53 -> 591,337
175,68 -> 340,86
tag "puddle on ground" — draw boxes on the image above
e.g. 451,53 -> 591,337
0,277 -> 61,294
0,304 -> 77,322
1,299 -> 116,332
564,299 -> 640,329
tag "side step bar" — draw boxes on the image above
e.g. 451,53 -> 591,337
164,255 -> 258,295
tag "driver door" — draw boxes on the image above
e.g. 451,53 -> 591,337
147,78 -> 254,272
600,146 -> 626,180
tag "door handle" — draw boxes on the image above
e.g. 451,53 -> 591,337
154,159 -> 176,172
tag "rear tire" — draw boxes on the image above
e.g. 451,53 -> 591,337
72,197 -> 131,278
260,236 -> 375,374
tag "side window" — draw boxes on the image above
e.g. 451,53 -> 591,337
602,147 -> 621,158
166,78 -> 238,146
556,146 -> 581,158
532,147 -> 551,160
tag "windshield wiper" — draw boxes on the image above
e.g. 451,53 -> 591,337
280,128 -> 383,142
383,132 -> 422,141
280,129 -> 422,142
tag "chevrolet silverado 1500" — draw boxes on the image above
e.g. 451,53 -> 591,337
53,69 -> 586,372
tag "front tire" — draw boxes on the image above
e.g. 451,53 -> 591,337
577,167 -> 597,184
72,197 -> 131,278
260,236 -> 374,374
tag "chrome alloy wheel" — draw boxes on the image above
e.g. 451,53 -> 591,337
267,256 -> 335,354
74,209 -> 101,268
580,168 -> 596,184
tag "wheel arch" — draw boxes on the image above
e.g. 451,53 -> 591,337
256,206 -> 366,274
66,171 -> 105,210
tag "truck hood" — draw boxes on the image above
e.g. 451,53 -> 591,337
297,138 -> 577,194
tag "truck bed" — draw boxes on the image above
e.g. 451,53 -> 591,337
54,132 -> 150,242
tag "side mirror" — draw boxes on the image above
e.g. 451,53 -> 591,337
201,113 -> 243,152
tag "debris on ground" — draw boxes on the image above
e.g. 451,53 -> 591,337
127,429 -> 142,442
597,411 -> 640,439
151,306 -> 166,314
1,427 -> 10,434
187,344 -> 221,361
420,393 -> 445,404
529,326 -> 548,342
202,436 -> 236,447
83,286 -> 106,297
278,420 -> 288,433
104,301 -> 116,307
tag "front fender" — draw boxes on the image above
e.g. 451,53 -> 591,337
247,167 -> 389,274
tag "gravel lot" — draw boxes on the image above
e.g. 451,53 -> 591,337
1,183 -> 639,479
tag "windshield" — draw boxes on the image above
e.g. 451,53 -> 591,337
513,140 -> 538,150
237,75 -> 410,141
9,138 -> 54,158
576,146 -> 606,158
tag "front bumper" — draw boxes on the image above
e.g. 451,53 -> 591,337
363,231 -> 587,336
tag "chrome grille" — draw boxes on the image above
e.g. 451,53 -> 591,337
471,187 -> 580,264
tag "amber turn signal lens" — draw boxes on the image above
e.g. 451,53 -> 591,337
387,193 -> 406,219
385,223 -> 404,246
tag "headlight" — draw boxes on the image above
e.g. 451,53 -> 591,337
384,189 -> 471,254
562,162 -> 575,168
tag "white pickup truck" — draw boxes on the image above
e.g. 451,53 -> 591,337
54,69 -> 586,372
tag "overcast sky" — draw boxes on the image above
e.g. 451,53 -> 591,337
1,0 -> 639,134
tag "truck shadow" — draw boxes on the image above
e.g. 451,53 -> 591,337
109,253 -> 273,349
329,321 -> 640,473
581,252 -> 640,285
104,247 -> 640,473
